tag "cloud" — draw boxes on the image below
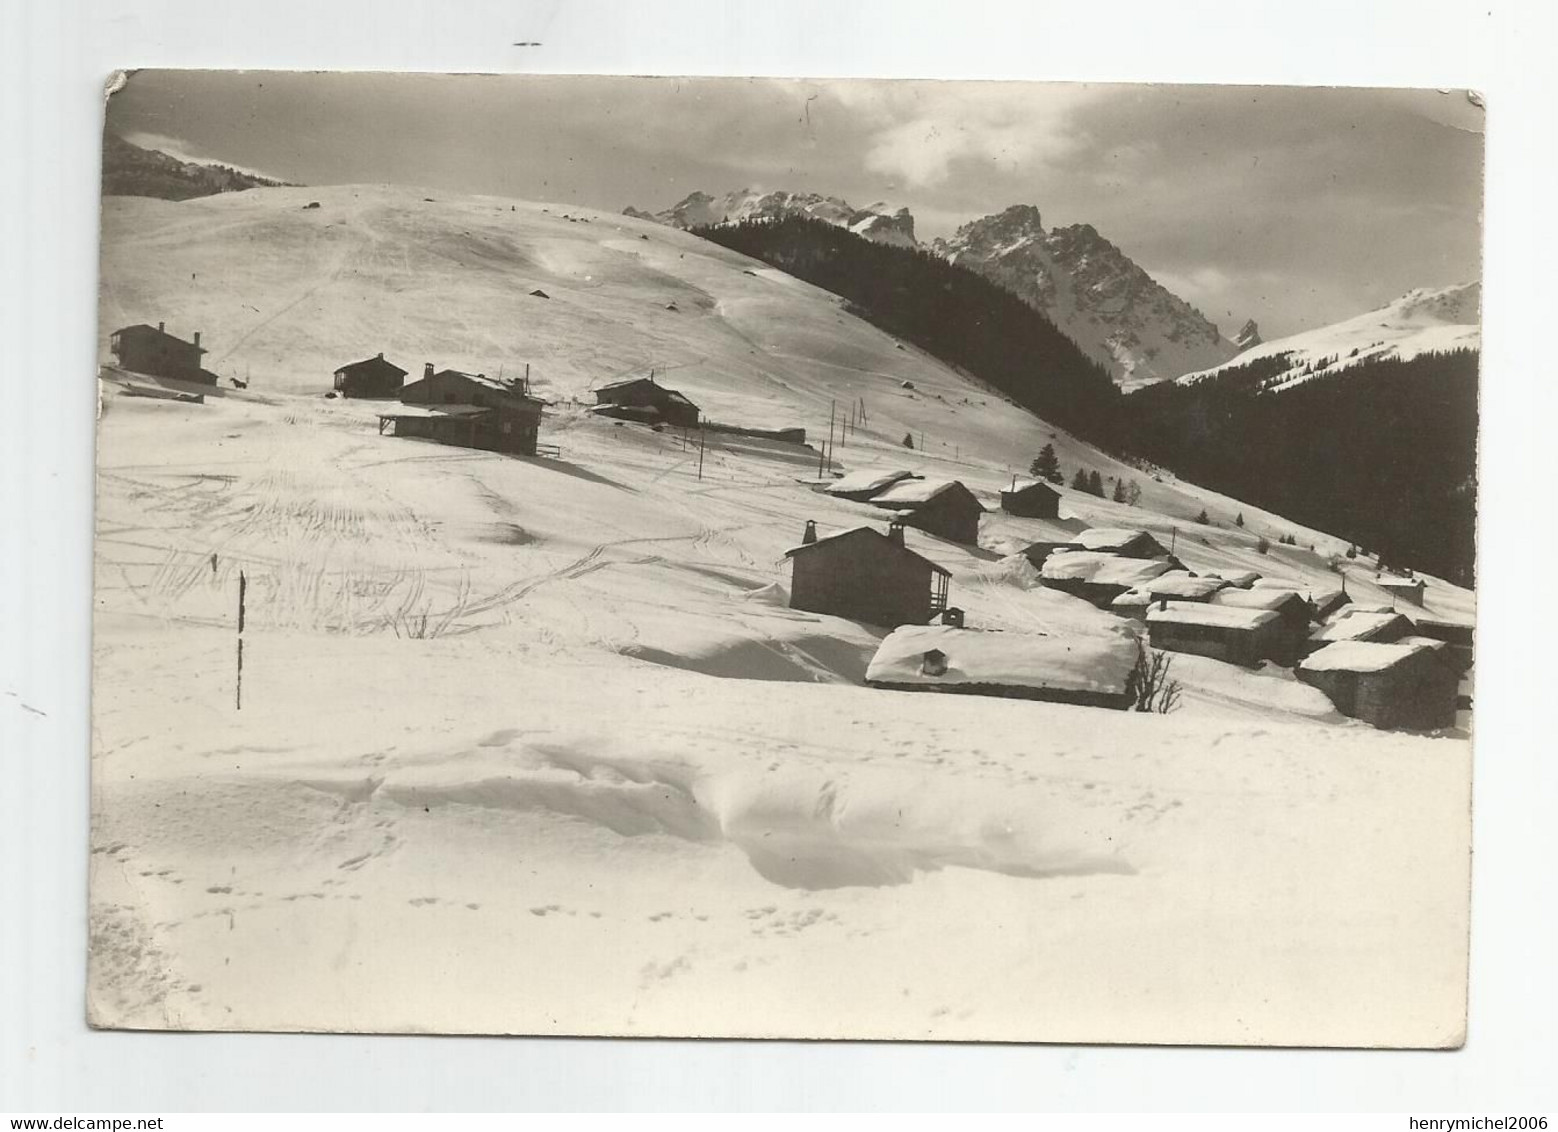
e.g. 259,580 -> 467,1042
827,82 -> 1105,189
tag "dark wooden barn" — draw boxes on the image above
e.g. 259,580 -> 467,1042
593,374 -> 701,427
1297,639 -> 1459,730
333,352 -> 408,398
785,520 -> 951,628
1146,603 -> 1285,667
395,364 -> 545,455
868,479 -> 985,546
1000,479 -> 1061,519
1210,587 -> 1315,666
108,322 -> 219,385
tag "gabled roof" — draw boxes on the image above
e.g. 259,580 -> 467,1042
1075,527 -> 1164,553
824,468 -> 917,497
421,369 -> 544,403
1115,572 -> 1228,603
1003,479 -> 1060,496
1147,604 -> 1280,631
869,478 -> 984,510
1308,609 -> 1414,644
783,525 -> 951,576
1299,639 -> 1443,674
597,376 -> 658,394
376,404 -> 494,419
1041,551 -> 1171,587
336,354 -> 408,377
111,323 -> 207,354
1211,587 -> 1308,612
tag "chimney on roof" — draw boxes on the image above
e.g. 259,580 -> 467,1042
377,352 -> 384,360
802,520 -> 817,545
424,362 -> 434,381
477,374 -> 485,381
193,331 -> 201,349
157,321 -> 165,333
887,518 -> 905,547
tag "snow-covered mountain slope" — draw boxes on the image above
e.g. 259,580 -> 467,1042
933,206 -> 1242,392
91,184 -> 1472,1043
1179,283 -> 1481,392
626,188 -> 918,247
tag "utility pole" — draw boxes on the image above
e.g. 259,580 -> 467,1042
235,570 -> 247,711
697,426 -> 706,481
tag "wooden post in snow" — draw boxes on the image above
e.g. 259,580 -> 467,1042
697,426 -> 706,481
235,570 -> 247,711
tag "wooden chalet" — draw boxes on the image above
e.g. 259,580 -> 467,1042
1146,602 -> 1284,667
593,374 -> 700,427
108,321 -> 219,386
333,352 -> 408,398
1000,479 -> 1061,519
380,363 -> 545,455
1304,608 -> 1416,658
1210,586 -> 1314,666
868,478 -> 985,546
784,519 -> 951,628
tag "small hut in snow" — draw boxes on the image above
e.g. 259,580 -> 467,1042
999,479 -> 1061,519
1146,603 -> 1284,667
784,520 -> 951,628
592,374 -> 700,427
865,625 -> 1137,710
868,478 -> 985,546
1297,639 -> 1459,730
1040,551 -> 1173,608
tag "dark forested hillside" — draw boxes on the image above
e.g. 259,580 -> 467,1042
696,216 -> 1120,437
1123,350 -> 1479,584
102,132 -> 294,200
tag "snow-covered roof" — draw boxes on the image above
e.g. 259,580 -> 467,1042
1203,570 -> 1261,587
1212,587 -> 1307,612
1041,552 -> 1172,587
783,525 -> 951,576
336,354 -> 407,376
1075,528 -> 1163,553
1309,609 -> 1412,643
376,404 -> 493,419
823,468 -> 917,497
1004,479 -> 1059,496
1299,639 -> 1441,674
1146,604 -> 1280,631
1137,572 -> 1228,600
870,478 -> 981,509
1378,576 -> 1426,592
866,625 -> 1136,696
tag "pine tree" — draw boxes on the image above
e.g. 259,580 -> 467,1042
1195,508 -> 1209,524
902,432 -> 914,449
1087,470 -> 1104,497
1071,468 -> 1090,491
1030,443 -> 1061,482
1112,479 -> 1128,503
1126,480 -> 1143,507
1235,512 -> 1245,527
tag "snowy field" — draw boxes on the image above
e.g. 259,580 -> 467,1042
90,186 -> 1473,1045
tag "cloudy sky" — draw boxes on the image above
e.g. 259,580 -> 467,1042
107,71 -> 1484,339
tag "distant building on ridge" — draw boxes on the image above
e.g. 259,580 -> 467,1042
333,353 -> 408,398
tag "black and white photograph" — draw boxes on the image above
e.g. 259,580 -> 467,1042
86,71 -> 1483,1046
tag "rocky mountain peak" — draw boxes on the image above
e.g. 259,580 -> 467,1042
1233,319 -> 1263,351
